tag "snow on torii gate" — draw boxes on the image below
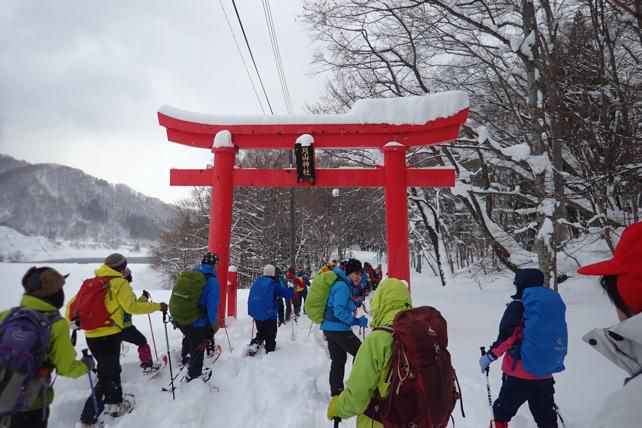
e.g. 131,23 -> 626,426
158,91 -> 469,325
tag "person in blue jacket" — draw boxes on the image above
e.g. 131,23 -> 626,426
247,264 -> 293,356
322,258 -> 368,396
178,252 -> 220,381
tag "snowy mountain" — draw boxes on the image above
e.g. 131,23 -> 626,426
0,154 -> 175,247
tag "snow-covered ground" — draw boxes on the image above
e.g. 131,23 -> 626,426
0,226 -> 152,262
0,261 -> 624,427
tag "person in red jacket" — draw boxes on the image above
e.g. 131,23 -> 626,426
285,268 -> 306,319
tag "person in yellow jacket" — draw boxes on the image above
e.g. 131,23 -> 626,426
73,254 -> 167,427
0,266 -> 90,428
326,278 -> 412,428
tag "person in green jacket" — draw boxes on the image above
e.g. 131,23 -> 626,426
326,278 -> 412,428
0,266 -> 92,428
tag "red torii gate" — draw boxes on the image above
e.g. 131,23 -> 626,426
158,92 -> 469,325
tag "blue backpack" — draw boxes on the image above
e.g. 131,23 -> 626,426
521,287 -> 568,377
248,277 -> 277,321
0,308 -> 60,416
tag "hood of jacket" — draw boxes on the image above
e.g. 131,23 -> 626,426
584,312 -> 642,377
370,278 -> 412,328
94,264 -> 125,278
193,263 -> 218,277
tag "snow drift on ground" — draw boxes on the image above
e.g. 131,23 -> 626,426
0,258 -> 626,428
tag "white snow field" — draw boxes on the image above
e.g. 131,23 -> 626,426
0,261 -> 625,428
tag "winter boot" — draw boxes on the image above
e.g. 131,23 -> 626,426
138,344 -> 153,368
490,421 -> 508,428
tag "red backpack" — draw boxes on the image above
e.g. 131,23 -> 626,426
68,277 -> 113,330
365,306 -> 464,428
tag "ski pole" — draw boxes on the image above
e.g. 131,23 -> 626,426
82,349 -> 99,416
554,403 -> 567,428
307,321 -> 314,339
148,313 -> 159,361
481,347 -> 496,428
163,312 -> 176,400
224,325 -> 233,353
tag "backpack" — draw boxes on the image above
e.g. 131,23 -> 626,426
169,270 -> 207,325
365,306 -> 463,428
68,277 -> 113,330
248,277 -> 278,321
0,308 -> 60,416
520,287 -> 568,377
304,271 -> 338,324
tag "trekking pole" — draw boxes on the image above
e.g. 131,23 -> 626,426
224,326 -> 233,353
333,417 -> 341,427
251,320 -> 255,342
554,403 -> 567,428
291,314 -> 296,341
481,347 -> 496,428
163,312 -> 176,400
82,349 -> 99,416
307,321 -> 314,339
148,314 -> 159,361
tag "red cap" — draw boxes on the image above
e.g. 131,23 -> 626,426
577,222 -> 642,313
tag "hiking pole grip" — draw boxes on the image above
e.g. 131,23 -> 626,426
82,349 -> 99,416
480,346 -> 486,356
333,417 -> 341,427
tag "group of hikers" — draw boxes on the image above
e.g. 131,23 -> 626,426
0,221 -> 640,427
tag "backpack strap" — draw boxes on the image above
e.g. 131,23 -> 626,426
373,326 -> 394,334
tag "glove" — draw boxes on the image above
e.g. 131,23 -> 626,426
81,354 -> 96,372
352,298 -> 363,308
352,316 -> 368,328
142,290 -> 151,299
159,302 -> 168,313
326,395 -> 339,421
479,351 -> 497,373
210,322 -> 220,335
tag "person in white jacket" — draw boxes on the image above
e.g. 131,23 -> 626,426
578,222 -> 642,428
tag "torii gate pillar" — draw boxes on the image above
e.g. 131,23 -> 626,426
383,143 -> 410,281
209,146 -> 235,326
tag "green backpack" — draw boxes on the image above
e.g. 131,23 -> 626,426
169,270 -> 207,325
304,270 -> 338,324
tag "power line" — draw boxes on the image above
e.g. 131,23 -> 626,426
230,0 -> 274,114
218,0 -> 265,114
261,0 -> 293,113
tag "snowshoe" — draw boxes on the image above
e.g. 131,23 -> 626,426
207,344 -> 223,359
103,393 -> 135,418
247,343 -> 260,357
183,367 -> 212,384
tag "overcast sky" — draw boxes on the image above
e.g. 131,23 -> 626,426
0,0 -> 326,203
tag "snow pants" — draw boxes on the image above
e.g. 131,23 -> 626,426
8,407 -> 48,428
493,374 -> 557,427
323,330 -> 362,396
120,325 -> 153,366
277,299 -> 292,324
178,325 -> 210,379
250,318 -> 278,353
81,333 -> 123,424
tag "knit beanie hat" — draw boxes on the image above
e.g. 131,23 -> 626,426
22,266 -> 68,298
202,252 -> 220,266
263,264 -> 276,277
344,258 -> 363,276
105,253 -> 128,272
